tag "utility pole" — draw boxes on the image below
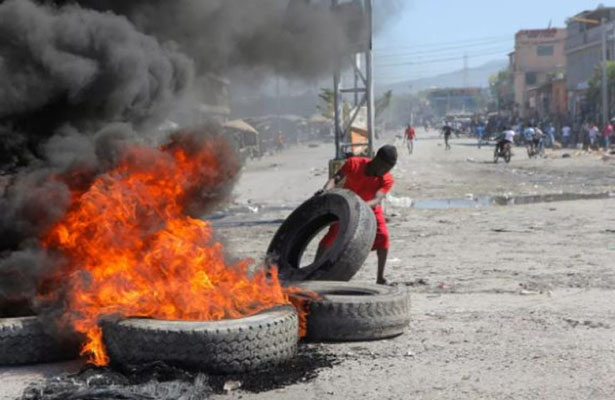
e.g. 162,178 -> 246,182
463,53 -> 469,88
332,0 -> 342,160
330,0 -> 375,162
601,17 -> 609,128
365,0 -> 375,157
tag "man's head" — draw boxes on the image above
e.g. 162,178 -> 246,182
369,145 -> 397,176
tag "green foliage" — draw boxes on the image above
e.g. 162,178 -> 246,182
489,69 -> 514,111
317,88 -> 394,122
375,90 -> 393,119
587,61 -> 615,119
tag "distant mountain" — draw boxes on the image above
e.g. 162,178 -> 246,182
379,59 -> 508,94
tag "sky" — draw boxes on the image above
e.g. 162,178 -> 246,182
374,0 -> 609,84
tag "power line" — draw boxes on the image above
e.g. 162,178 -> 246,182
375,47 -> 510,68
375,37 -> 512,58
374,34 -> 511,53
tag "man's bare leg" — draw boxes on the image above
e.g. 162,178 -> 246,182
376,248 -> 388,284
314,244 -> 326,263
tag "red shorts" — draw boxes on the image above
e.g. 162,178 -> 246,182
319,206 -> 389,251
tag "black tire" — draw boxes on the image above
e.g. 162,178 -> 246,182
504,147 -> 512,163
102,306 -> 298,374
267,189 -> 376,282
289,282 -> 410,342
0,317 -> 76,366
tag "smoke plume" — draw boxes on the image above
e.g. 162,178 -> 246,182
0,0 -> 403,324
65,0 -> 358,78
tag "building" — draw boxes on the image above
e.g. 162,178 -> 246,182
566,7 -> 615,121
526,72 -> 568,122
510,28 -> 567,119
425,87 -> 485,117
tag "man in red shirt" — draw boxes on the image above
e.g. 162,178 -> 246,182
404,125 -> 416,154
603,120 -> 613,150
317,145 -> 397,285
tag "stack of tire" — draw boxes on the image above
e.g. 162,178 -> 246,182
0,190 -> 410,373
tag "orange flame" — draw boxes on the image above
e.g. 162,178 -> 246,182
41,134 -> 298,365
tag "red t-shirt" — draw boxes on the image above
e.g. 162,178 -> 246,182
340,157 -> 394,202
405,127 -> 415,140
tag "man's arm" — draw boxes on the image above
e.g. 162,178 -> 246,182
365,190 -> 387,208
322,169 -> 344,191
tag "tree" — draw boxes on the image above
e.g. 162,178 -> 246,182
587,61 -> 615,123
318,88 -> 393,122
489,69 -> 514,112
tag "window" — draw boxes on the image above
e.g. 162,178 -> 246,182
525,72 -> 537,85
537,45 -> 554,56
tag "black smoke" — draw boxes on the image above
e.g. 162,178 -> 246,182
59,0 -> 357,78
0,0 -> 403,321
0,0 -> 192,171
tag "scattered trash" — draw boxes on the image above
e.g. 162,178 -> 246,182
399,278 -> 429,287
223,380 -> 242,393
387,195 -> 413,208
562,153 -> 571,158
564,318 -> 611,329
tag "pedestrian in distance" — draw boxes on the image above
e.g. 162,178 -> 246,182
562,124 -> 571,148
546,123 -> 556,148
442,123 -> 453,151
476,124 -> 486,149
603,119 -> 613,151
589,123 -> 599,150
404,124 -> 416,155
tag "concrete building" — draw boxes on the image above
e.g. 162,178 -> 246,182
510,28 -> 567,119
425,87 -> 485,117
566,7 -> 615,121
526,72 -> 568,122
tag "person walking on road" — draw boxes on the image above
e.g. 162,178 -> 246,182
404,124 -> 416,154
562,124 -> 571,148
442,123 -> 453,151
589,123 -> 599,150
476,124 -> 485,149
546,123 -> 556,148
317,145 -> 398,285
603,120 -> 613,151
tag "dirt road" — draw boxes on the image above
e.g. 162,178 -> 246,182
2,129 -> 615,399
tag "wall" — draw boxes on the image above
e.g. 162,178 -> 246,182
512,29 -> 567,118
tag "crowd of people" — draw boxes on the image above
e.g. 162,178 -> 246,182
425,114 -> 615,153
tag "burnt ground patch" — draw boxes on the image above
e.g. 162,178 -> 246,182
21,344 -> 339,399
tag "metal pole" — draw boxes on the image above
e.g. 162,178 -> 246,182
333,69 -> 343,159
332,0 -> 342,159
365,0 -> 375,157
602,17 -> 609,128
354,54 -> 360,106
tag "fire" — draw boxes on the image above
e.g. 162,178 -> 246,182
41,133 -> 297,365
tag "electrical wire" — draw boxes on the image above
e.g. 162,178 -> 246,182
374,34 -> 512,53
375,47 -> 510,68
375,37 -> 512,58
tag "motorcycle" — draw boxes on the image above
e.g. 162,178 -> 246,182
526,138 -> 545,159
494,141 -> 512,163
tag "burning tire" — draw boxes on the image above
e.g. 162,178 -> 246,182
289,282 -> 410,342
0,317 -> 75,365
267,189 -> 376,282
102,306 -> 298,374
